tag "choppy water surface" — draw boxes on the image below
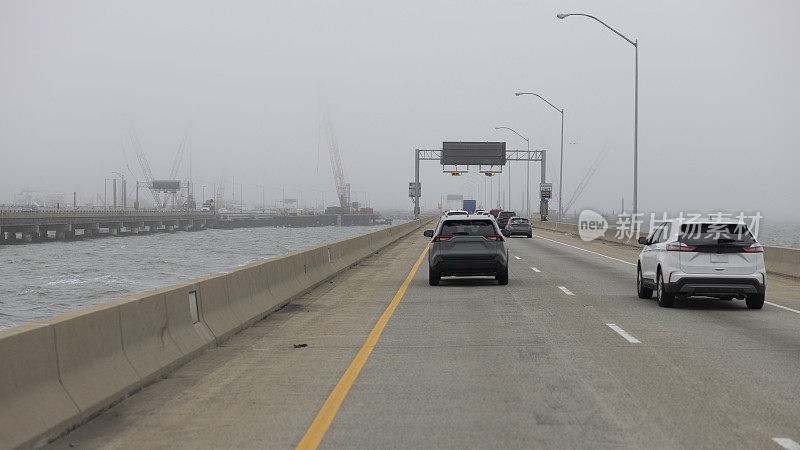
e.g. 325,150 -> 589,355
0,224 -> 404,330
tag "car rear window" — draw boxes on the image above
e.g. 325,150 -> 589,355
679,223 -> 755,245
440,220 -> 497,236
510,218 -> 529,224
498,212 -> 516,218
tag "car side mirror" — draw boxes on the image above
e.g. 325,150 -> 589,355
637,237 -> 648,245
423,230 -> 434,238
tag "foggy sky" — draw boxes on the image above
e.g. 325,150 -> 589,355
1,1 -> 799,219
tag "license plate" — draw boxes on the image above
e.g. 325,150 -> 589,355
711,254 -> 728,263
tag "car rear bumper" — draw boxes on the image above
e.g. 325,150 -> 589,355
664,276 -> 765,295
430,258 -> 507,276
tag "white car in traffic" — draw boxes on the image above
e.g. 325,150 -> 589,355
636,219 -> 766,308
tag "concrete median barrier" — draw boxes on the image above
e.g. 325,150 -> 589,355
302,245 -> 335,286
117,292 -> 183,386
196,273 -> 241,344
262,252 -> 307,303
44,303 -> 141,421
369,228 -> 392,253
0,323 -> 79,450
162,282 -> 215,363
327,239 -> 355,273
224,267 -> 260,327
765,246 -> 800,278
329,235 -> 371,272
248,262 -> 281,319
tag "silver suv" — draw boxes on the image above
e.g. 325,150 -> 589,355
636,220 -> 766,308
424,215 -> 509,286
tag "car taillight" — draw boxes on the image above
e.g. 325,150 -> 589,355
666,241 -> 696,252
432,235 -> 453,242
484,235 -> 505,241
742,243 -> 763,253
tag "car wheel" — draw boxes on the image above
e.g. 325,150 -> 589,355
746,293 -> 764,309
637,266 -> 653,299
526,233 -> 532,238
497,267 -> 509,285
428,267 -> 440,286
657,270 -> 675,307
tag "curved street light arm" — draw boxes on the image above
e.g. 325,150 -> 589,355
557,13 -> 636,47
493,126 -> 529,143
514,93 -> 564,115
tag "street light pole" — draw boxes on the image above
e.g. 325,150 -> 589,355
514,93 -> 564,220
557,12 -> 638,217
494,126 -> 530,217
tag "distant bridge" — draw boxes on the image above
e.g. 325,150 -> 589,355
0,209 -> 216,242
0,210 -> 384,243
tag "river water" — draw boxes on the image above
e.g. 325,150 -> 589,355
0,223 -> 405,330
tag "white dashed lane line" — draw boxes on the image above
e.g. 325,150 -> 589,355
514,256 -> 522,260
606,324 -> 641,344
765,302 -> 800,315
558,286 -> 574,296
773,438 -> 800,450
531,267 -> 540,273
532,234 -> 636,266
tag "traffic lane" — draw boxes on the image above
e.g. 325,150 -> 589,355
322,246 -> 679,448
507,236 -> 800,448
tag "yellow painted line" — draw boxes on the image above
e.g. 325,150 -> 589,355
296,244 -> 429,450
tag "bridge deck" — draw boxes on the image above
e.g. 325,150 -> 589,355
47,228 -> 800,449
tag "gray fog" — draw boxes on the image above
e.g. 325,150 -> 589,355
1,1 -> 799,219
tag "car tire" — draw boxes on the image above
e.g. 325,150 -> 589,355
746,293 -> 765,309
526,233 -> 532,238
497,267 -> 509,285
656,270 -> 675,308
637,266 -> 653,299
428,268 -> 440,286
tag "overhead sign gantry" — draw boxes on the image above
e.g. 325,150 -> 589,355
412,142 -> 548,219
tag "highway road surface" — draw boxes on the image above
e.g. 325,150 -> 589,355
48,227 -> 800,449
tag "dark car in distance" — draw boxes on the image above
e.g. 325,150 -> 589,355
503,217 -> 532,238
496,211 -> 516,228
424,215 -> 509,286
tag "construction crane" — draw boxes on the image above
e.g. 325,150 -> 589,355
563,147 -> 610,214
130,130 -> 161,207
323,107 -> 350,208
162,132 -> 189,209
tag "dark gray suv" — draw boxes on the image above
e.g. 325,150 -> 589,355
423,215 -> 509,286
503,217 -> 532,238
